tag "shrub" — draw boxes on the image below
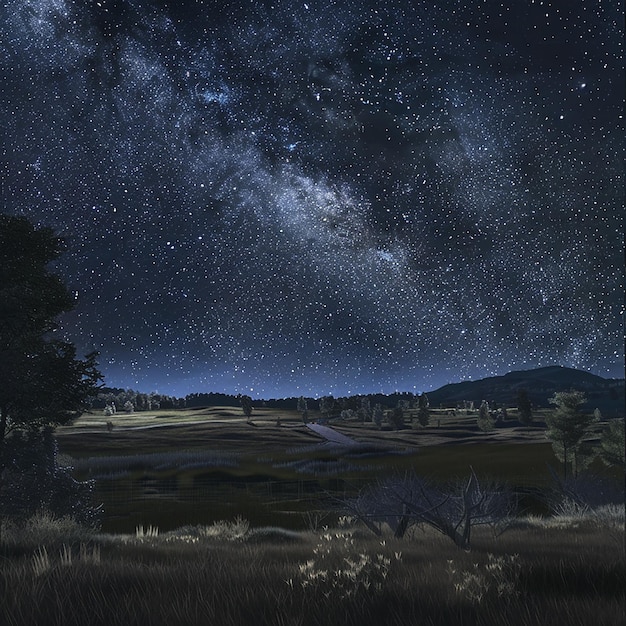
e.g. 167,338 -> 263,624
477,401 -> 495,432
1,510 -> 96,551
543,468 -> 624,515
0,427 -> 100,527
447,553 -> 521,605
162,516 -> 250,544
290,528 -> 398,598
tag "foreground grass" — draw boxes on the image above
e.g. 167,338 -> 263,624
1,510 -> 623,626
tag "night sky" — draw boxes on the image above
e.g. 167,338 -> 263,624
1,0 -> 623,398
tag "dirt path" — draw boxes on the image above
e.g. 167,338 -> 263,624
306,423 -> 357,445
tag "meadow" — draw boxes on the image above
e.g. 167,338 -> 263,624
1,406 -> 623,625
54,406 -> 614,532
0,507 -> 623,626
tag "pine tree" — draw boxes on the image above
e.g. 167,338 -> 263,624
319,395 -> 335,421
597,418 -> 625,469
358,396 -> 372,422
297,396 -> 308,423
240,395 -> 253,422
417,393 -> 430,426
477,400 -> 495,431
516,388 -> 533,425
546,391 -> 597,479
388,406 -> 405,430
372,403 -> 384,429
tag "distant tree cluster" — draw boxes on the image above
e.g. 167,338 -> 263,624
95,389 -> 186,413
185,392 -> 242,408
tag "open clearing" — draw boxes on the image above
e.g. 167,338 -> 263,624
58,405 -> 555,455
55,406 -> 619,533
3,406 -> 622,625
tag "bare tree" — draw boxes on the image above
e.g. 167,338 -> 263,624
344,469 -> 516,549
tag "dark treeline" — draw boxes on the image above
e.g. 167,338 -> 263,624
190,392 -> 418,412
93,388 -> 186,411
185,392 -> 241,408
92,389 -> 422,413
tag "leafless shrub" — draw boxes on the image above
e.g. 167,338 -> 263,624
543,466 -> 624,516
343,469 -> 517,549
302,510 -> 331,532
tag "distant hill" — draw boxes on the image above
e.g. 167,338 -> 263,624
427,366 -> 625,415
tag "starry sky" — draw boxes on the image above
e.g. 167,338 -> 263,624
1,0 -> 623,399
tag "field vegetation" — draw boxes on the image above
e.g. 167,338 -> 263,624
1,404 -> 623,625
3,212 -> 622,624
54,405 -> 620,531
0,505 -> 623,626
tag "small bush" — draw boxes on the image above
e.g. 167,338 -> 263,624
246,527 -> 304,543
1,510 -> 96,551
162,516 -> 250,543
290,528 -> 400,598
477,401 -> 495,432
447,553 -> 521,605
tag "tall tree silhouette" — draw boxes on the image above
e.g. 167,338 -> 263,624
0,214 -> 102,443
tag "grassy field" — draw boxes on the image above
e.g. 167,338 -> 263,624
0,508 -> 623,626
58,405 -> 557,454
1,406 -> 622,625
54,406 -> 618,532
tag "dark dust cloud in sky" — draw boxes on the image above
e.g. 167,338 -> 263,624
1,0 -> 623,398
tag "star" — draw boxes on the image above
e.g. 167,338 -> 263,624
0,0 -> 622,398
